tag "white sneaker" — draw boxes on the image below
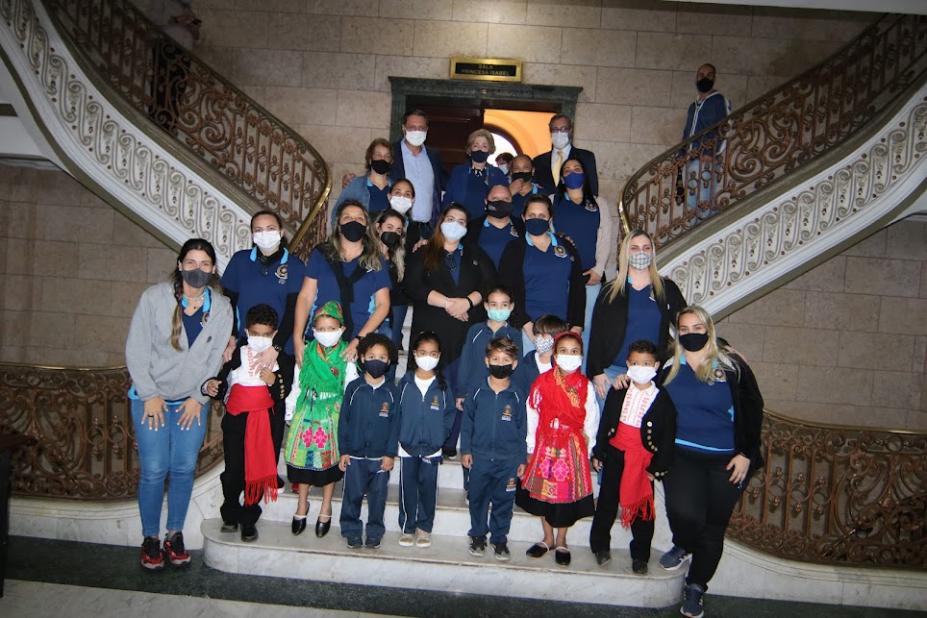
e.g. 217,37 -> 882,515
414,529 -> 432,548
398,533 -> 415,547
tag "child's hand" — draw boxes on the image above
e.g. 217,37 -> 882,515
455,397 -> 464,411
203,379 -> 220,398
380,456 -> 394,472
339,454 -> 351,471
260,369 -> 276,386
516,464 -> 525,478
647,472 -> 654,482
461,454 -> 473,469
591,457 -> 602,472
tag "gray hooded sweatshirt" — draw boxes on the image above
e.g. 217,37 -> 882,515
125,281 -> 233,404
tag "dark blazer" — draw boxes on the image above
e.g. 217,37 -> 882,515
532,147 -> 599,196
391,139 -> 448,224
497,233 -> 586,330
205,341 -> 295,404
593,386 -> 677,479
659,352 -> 765,471
403,242 -> 496,372
587,278 -> 687,378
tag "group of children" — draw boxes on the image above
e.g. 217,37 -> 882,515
205,285 -> 676,572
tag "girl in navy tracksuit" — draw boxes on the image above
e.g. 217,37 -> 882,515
396,332 -> 456,548
338,334 -> 401,549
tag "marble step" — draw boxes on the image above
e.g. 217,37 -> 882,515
202,518 -> 684,608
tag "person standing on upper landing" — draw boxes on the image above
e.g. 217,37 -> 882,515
442,128 -> 509,221
393,110 -> 448,243
681,63 -> 732,218
532,114 -> 599,197
332,138 -> 394,227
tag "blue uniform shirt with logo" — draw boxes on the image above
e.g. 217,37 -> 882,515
523,233 -> 572,322
305,249 -> 391,339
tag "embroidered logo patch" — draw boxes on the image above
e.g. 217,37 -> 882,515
430,395 -> 441,410
501,405 -> 513,422
506,477 -> 517,492
584,203 -> 598,212
275,264 -> 288,284
553,245 -> 567,258
379,402 -> 391,417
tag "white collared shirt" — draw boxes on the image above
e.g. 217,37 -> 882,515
619,382 -> 658,428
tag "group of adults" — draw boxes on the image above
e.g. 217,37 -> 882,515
124,62 -> 751,617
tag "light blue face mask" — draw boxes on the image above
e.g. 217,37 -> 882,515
486,307 -> 512,322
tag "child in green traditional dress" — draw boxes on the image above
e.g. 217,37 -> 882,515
284,301 -> 358,538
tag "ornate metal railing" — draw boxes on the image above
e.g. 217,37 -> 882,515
0,363 -> 223,500
41,0 -> 331,253
619,13 -> 927,248
729,410 -> 926,570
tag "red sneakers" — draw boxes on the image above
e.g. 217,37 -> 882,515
140,537 -> 165,570
162,531 -> 191,567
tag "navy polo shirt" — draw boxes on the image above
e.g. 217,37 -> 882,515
553,195 -> 600,271
221,247 -> 304,355
523,233 -> 572,322
305,249 -> 391,338
445,246 -> 463,285
665,358 -> 735,454
610,283 -> 662,372
479,218 -> 518,268
510,184 -> 539,219
366,179 -> 390,214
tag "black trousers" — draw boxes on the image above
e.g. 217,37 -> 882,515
662,448 -> 746,589
589,445 -> 655,561
219,402 -> 286,527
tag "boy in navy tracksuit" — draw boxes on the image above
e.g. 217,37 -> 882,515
461,337 -> 527,561
396,331 -> 456,548
338,334 -> 400,549
456,285 -> 522,402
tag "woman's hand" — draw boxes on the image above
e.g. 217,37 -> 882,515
339,454 -> 351,471
294,338 -> 305,366
613,373 -> 631,389
223,336 -> 237,363
142,396 -> 166,431
254,346 -> 279,371
412,239 -> 428,252
445,297 -> 469,317
726,454 -> 751,485
177,399 -> 203,431
341,337 -> 359,361
593,373 -> 609,399
584,269 -> 602,286
380,456 -> 395,472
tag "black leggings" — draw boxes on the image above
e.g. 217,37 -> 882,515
662,448 -> 747,589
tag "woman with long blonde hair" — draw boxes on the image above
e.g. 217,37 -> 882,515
587,229 -> 687,403
658,305 -> 764,618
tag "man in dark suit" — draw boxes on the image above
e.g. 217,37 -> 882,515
391,109 -> 448,244
531,113 -> 599,197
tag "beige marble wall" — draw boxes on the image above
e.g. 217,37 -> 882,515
718,218 -> 927,431
144,0 -> 873,204
0,166 -> 175,366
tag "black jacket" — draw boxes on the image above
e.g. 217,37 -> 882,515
205,341 -> 295,404
587,278 -> 687,378
532,147 -> 599,196
659,353 -> 765,471
593,386 -> 677,479
497,233 -> 586,330
403,242 -> 496,371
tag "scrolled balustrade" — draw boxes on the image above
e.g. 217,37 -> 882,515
619,14 -> 927,248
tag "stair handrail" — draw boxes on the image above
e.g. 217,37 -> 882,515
41,0 -> 331,255
618,13 -> 927,249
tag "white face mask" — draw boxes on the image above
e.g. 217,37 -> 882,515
405,130 -> 427,147
415,355 -> 440,371
551,131 -> 570,150
253,230 -> 282,252
555,354 -> 583,373
313,328 -> 344,348
627,365 -> 657,384
247,335 -> 273,353
441,220 -> 467,241
389,195 -> 413,215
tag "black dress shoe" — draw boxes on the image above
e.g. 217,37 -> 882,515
632,558 -> 649,575
291,516 -> 307,536
526,542 -> 550,558
594,549 -> 611,567
241,524 -> 258,543
555,547 -> 571,566
315,514 -> 332,538
220,521 -> 238,533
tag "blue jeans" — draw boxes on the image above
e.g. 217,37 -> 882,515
131,398 -> 209,538
582,283 -> 601,372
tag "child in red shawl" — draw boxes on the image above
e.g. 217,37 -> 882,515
516,331 -> 598,566
589,340 -> 677,574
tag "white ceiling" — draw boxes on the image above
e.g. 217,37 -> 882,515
671,0 -> 927,14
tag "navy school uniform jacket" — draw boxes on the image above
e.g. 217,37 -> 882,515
512,350 -> 546,395
460,380 -> 528,463
592,386 -> 677,479
457,321 -> 523,399
338,377 -> 401,459
396,373 -> 456,457
205,340 -> 295,405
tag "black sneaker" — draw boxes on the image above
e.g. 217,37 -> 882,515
594,549 -> 611,567
139,537 -> 165,571
220,521 -> 238,533
632,558 -> 648,575
492,542 -> 510,562
681,583 -> 705,618
346,537 -> 363,549
659,545 -> 690,570
162,531 -> 191,567
241,523 -> 258,543
365,538 -> 382,549
468,536 -> 486,557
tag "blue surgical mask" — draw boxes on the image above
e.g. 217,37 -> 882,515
563,172 -> 585,190
487,307 -> 512,322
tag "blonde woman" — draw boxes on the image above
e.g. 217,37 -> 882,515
587,229 -> 687,403
442,128 -> 509,220
658,305 -> 764,618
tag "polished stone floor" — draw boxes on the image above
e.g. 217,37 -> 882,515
2,536 -> 921,617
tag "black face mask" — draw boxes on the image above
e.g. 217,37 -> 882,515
370,159 -> 391,175
340,220 -> 367,242
696,77 -> 714,93
363,358 -> 390,379
486,200 -> 512,218
679,332 -> 709,352
470,150 -> 489,163
511,171 -> 532,183
180,268 -> 211,288
380,231 -> 401,249
488,363 -> 515,379
524,218 -> 550,236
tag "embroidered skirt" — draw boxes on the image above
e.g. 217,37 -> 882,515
516,428 -> 595,527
